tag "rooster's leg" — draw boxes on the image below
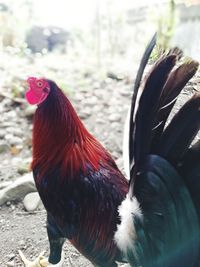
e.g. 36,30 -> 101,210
47,213 -> 65,265
19,213 -> 65,267
47,225 -> 65,264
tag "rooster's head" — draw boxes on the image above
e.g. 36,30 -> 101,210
26,77 -> 50,105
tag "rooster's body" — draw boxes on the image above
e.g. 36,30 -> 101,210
24,78 -> 128,267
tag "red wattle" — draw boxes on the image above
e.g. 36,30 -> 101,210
26,89 -> 49,105
25,89 -> 41,105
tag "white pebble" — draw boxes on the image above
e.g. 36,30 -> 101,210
23,192 -> 41,212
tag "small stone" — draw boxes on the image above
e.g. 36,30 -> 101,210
6,110 -> 16,120
10,136 -> 23,146
0,129 -> 5,138
23,192 -> 41,212
0,173 -> 36,205
11,157 -> 23,165
6,254 -> 15,261
120,89 -> 131,97
93,82 -> 100,89
16,144 -> 23,150
6,260 -> 14,267
84,96 -> 98,106
6,127 -> 23,137
79,108 -> 91,119
1,121 -> 15,128
19,240 -> 26,247
0,141 -> 10,153
96,117 -> 105,124
6,201 -> 11,206
108,113 -> 121,122
4,133 -> 14,143
18,164 -> 29,175
0,181 -> 12,190
2,98 -> 13,107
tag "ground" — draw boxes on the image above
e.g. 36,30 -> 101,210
0,52 -> 199,267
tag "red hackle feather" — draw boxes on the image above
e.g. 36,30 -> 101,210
32,82 -> 112,181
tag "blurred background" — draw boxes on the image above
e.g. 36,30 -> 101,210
0,0 -> 199,88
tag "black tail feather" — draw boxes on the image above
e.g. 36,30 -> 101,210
158,93 -> 200,164
151,60 -> 199,152
127,34 -> 199,200
167,47 -> 183,60
120,32 -> 200,267
132,55 -> 176,176
129,33 -> 157,174
178,139 -> 200,175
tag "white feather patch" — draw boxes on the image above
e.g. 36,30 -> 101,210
123,107 -> 131,180
114,194 -> 142,257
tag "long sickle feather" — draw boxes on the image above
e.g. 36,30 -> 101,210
180,139 -> 200,172
132,55 -> 176,176
128,33 -> 157,174
158,93 -> 200,164
151,60 -> 199,151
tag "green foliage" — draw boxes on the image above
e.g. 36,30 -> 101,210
157,0 -> 176,51
149,44 -> 165,63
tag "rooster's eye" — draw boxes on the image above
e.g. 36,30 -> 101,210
37,81 -> 43,87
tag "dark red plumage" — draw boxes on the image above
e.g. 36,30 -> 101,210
32,83 -> 112,179
28,79 -> 128,266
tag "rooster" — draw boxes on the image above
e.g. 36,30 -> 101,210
115,36 -> 200,267
19,74 -> 128,267
19,34 -> 200,267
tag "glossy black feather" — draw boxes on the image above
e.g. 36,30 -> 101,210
151,60 -> 199,151
129,33 -> 157,173
130,155 -> 200,267
132,55 -> 176,175
158,93 -> 200,163
167,46 -> 183,60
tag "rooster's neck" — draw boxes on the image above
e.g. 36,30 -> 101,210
32,86 -> 110,180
